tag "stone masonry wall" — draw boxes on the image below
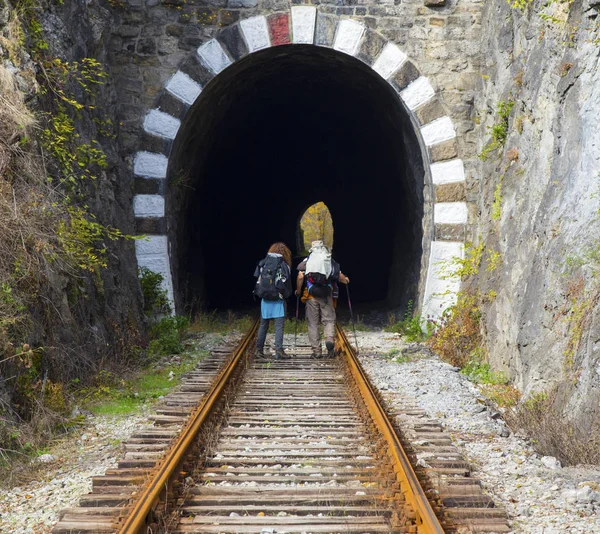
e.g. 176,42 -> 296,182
108,0 -> 485,320
110,0 -> 482,165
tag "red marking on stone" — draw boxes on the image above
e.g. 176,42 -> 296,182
268,13 -> 290,46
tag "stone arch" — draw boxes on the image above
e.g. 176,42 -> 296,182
131,6 -> 466,322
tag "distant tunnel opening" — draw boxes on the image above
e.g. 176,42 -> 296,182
168,45 -> 428,312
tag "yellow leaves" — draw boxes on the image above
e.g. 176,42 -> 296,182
299,201 -> 334,254
56,206 -> 132,272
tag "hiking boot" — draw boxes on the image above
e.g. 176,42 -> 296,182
275,349 -> 291,360
256,348 -> 268,359
326,341 -> 335,358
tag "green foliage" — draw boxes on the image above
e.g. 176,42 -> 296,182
42,104 -> 108,192
11,0 -> 49,56
461,350 -> 509,385
538,0 -> 574,25
491,182 -> 503,221
439,241 -> 484,280
148,316 -> 190,356
41,57 -> 109,110
384,347 -> 410,364
83,350 -> 206,415
564,296 -> 589,370
507,0 -> 533,9
138,267 -> 171,316
428,291 -> 482,368
486,249 -> 503,272
386,300 -> 431,342
479,99 -> 515,161
56,206 -> 130,272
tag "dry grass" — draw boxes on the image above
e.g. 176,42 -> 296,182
0,62 -> 65,342
0,61 -> 81,462
505,388 -> 600,466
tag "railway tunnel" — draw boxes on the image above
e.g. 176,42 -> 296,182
166,45 -> 429,313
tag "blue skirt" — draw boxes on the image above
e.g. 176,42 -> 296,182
261,299 -> 285,319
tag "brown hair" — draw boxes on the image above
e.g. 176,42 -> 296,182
268,242 -> 292,268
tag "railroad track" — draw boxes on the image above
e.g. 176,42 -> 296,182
53,322 -> 509,534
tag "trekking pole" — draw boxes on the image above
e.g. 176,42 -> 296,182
345,283 -> 359,355
294,292 -> 300,356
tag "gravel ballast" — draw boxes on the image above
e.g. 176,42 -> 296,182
353,330 -> 600,534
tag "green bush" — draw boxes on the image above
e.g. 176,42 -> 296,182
148,316 -> 189,356
461,355 -> 508,385
386,301 -> 430,342
479,99 -> 515,161
139,267 -> 171,316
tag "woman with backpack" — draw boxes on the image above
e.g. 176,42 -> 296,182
253,242 -> 293,360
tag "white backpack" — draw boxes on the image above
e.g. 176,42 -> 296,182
305,242 -> 332,277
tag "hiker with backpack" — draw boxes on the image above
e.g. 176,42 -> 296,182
296,241 -> 350,359
253,242 -> 293,360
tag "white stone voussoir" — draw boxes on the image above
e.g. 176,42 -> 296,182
333,19 -> 365,56
143,109 -> 180,140
434,202 -> 468,225
135,236 -> 175,310
431,159 -> 465,185
135,235 -> 168,257
240,16 -> 271,52
400,76 -> 435,111
291,6 -> 317,44
133,194 -> 165,218
197,39 -> 232,75
133,151 -> 168,179
165,71 -> 202,106
421,116 -> 456,146
372,43 -> 407,80
421,241 -> 464,324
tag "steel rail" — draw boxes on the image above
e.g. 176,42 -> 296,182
336,324 -> 445,534
116,318 -> 260,534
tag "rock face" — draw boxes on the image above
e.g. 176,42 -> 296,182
0,1 -> 146,389
44,1 -> 146,363
475,0 -> 600,423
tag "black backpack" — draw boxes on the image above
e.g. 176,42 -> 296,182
306,262 -> 340,299
307,272 -> 331,298
254,255 -> 292,301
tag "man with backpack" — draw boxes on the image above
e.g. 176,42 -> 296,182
253,242 -> 293,360
296,241 -> 350,359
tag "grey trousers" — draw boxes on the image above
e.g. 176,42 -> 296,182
256,316 -> 285,352
306,297 -> 336,355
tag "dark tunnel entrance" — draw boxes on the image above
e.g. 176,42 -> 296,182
168,45 -> 428,313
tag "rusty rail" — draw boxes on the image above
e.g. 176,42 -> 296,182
336,324 -> 445,534
115,318 -> 259,534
